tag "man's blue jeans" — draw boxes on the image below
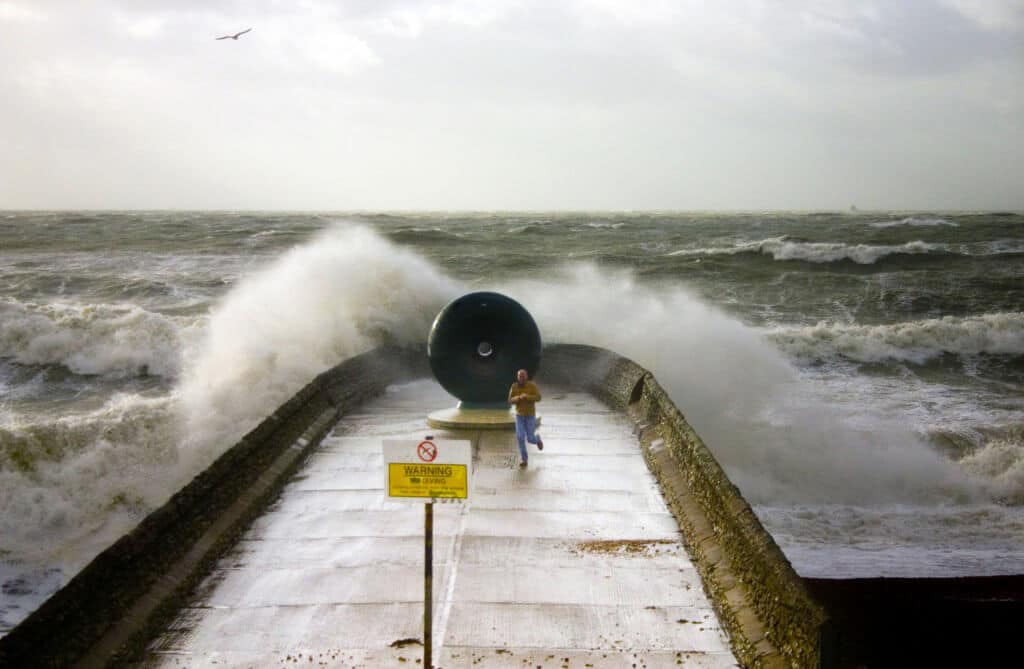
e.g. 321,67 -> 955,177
515,414 -> 538,462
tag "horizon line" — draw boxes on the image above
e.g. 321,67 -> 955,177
2,207 -> 1021,215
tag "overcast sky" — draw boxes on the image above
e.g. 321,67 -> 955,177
1,1 -> 1022,210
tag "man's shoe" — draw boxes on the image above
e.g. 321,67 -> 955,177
536,438 -> 544,451
519,460 -> 528,469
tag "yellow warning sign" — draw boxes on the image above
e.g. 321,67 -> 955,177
387,462 -> 469,499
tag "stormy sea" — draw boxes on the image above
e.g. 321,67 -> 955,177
2,210 -> 1023,634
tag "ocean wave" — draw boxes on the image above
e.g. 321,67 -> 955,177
665,236 -> 788,257
581,221 -> 625,230
965,239 -> 1024,256
242,229 -> 285,246
756,503 -> 1024,577
0,393 -> 179,563
766,239 -> 945,263
176,224 -> 462,472
506,223 -> 548,235
958,426 -> 1024,504
768,312 -> 1024,364
0,394 -> 175,472
930,424 -> 1024,504
667,237 -> 947,264
386,227 -> 468,244
1,224 -> 463,574
871,216 -> 959,228
0,299 -> 185,378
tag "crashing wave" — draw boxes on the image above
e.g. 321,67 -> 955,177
767,312 -> 1024,364
0,393 -> 178,564
0,299 -> 186,378
668,238 -> 946,264
871,216 -> 959,228
958,427 -> 1024,504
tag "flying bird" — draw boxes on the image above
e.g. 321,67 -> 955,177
215,28 -> 251,41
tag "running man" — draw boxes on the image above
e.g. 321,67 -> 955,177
508,368 -> 544,468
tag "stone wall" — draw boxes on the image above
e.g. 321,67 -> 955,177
0,346 -> 428,668
543,344 -> 828,669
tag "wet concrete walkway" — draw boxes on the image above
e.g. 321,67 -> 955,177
141,380 -> 737,668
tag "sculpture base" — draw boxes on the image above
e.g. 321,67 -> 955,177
426,407 -> 541,431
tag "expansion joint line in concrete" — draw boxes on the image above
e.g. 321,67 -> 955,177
431,431 -> 477,663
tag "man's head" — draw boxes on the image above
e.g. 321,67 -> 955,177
516,369 -> 528,384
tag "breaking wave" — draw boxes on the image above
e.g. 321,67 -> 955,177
581,221 -> 626,229
871,216 -> 959,228
0,393 -> 178,566
667,238 -> 947,264
1,224 -> 463,568
176,224 -> 463,473
0,298 -> 185,378
958,428 -> 1024,504
767,312 -> 1024,364
386,227 -> 469,245
928,425 -> 1024,505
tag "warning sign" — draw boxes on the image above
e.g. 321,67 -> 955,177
383,438 -> 472,502
388,462 -> 468,499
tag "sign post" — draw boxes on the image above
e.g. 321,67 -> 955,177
384,436 -> 472,669
424,499 -> 432,667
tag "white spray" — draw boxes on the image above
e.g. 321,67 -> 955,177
175,224 -> 463,476
500,263 -> 980,506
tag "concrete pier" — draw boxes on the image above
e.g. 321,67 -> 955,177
140,379 -> 738,668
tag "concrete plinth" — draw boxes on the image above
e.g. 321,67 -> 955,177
426,407 -> 541,430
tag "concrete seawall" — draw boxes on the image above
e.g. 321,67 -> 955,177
1,343 -> 824,668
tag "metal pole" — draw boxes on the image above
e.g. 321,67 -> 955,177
424,501 -> 433,669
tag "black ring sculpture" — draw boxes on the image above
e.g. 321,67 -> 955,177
428,292 -> 542,407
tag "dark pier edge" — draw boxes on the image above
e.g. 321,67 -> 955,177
805,576 -> 1024,669
2,343 -> 1021,668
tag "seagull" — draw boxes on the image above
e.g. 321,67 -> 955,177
215,28 -> 251,41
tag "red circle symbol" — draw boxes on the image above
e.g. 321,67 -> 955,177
417,441 -> 438,462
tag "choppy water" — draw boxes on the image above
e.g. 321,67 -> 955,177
2,210 -> 1023,633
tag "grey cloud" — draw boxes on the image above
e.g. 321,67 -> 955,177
0,0 -> 1021,209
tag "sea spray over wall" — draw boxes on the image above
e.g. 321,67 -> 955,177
503,264 -> 978,506
1,225 -> 461,566
176,224 -> 462,474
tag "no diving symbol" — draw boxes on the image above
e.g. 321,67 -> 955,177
417,441 -> 437,462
